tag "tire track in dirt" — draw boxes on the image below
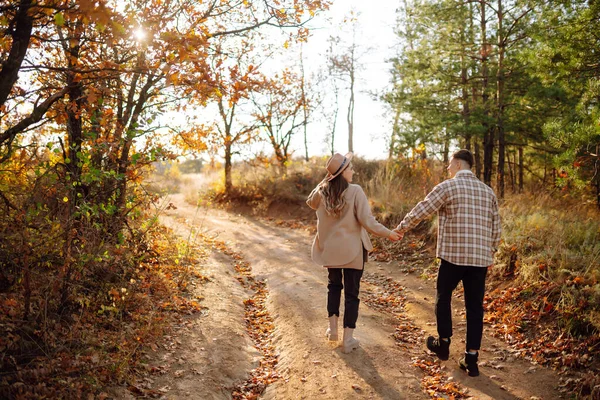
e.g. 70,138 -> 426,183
197,232 -> 280,399
125,215 -> 260,399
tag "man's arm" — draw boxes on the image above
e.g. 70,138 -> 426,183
395,183 -> 447,233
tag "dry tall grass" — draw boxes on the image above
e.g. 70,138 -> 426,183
499,192 -> 600,283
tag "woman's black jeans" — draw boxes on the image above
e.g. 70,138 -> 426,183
436,258 -> 488,351
326,248 -> 367,329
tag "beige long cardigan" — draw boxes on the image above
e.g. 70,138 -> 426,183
307,184 -> 393,269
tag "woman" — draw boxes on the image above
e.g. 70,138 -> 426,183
307,153 -> 400,353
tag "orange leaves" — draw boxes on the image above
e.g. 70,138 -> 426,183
172,125 -> 211,154
197,232 -> 279,399
1,298 -> 19,317
167,71 -> 181,85
86,88 -> 100,105
484,279 -> 600,383
572,276 -> 586,285
413,357 -> 469,399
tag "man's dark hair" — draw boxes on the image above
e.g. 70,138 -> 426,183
452,149 -> 474,169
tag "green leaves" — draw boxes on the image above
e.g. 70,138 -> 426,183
54,13 -> 65,27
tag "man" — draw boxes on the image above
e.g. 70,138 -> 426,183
394,149 -> 501,377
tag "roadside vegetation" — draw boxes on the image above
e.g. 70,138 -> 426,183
0,169 -> 207,398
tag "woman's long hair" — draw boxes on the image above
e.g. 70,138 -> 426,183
319,173 -> 349,218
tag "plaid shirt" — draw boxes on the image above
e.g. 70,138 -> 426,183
396,170 -> 501,267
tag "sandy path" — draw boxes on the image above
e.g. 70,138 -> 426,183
151,192 -> 564,400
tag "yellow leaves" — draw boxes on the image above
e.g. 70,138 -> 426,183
70,72 -> 83,83
283,40 -> 289,49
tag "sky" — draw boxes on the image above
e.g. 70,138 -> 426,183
288,0 -> 401,160
176,0 -> 402,163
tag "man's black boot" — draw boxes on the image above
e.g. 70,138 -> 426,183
459,351 -> 479,377
426,336 -> 450,360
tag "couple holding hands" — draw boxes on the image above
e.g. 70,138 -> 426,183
306,149 -> 501,377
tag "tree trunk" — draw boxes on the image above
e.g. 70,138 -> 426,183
480,0 -> 494,187
347,62 -> 355,153
329,87 -> 339,156
475,139 -> 482,178
594,145 -> 600,209
507,148 -> 515,193
63,25 -> 85,207
460,10 -> 471,151
300,45 -> 309,161
224,142 -> 233,194
0,0 -> 33,108
469,1 -> 481,177
389,107 -> 401,159
22,241 -> 31,320
496,0 -> 506,198
518,146 -> 524,192
443,132 -> 450,179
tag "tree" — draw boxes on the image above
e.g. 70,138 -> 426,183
527,0 -> 600,206
175,39 -> 265,194
386,0 -> 546,194
327,13 -> 364,154
252,69 -> 308,174
386,0 -> 475,164
299,44 -> 310,161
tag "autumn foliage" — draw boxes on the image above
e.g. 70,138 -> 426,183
1,0 -> 329,397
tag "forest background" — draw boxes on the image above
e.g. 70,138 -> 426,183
1,0 -> 600,398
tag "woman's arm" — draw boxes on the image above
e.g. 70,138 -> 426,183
354,186 -> 394,238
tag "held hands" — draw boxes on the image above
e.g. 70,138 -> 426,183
388,231 -> 401,241
388,229 -> 404,242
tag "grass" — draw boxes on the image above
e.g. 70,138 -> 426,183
499,193 -> 600,281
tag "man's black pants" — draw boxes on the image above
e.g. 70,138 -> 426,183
436,258 -> 488,351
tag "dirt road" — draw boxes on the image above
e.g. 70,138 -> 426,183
147,191 -> 564,400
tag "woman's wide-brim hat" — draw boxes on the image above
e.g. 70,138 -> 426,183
325,152 -> 353,181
